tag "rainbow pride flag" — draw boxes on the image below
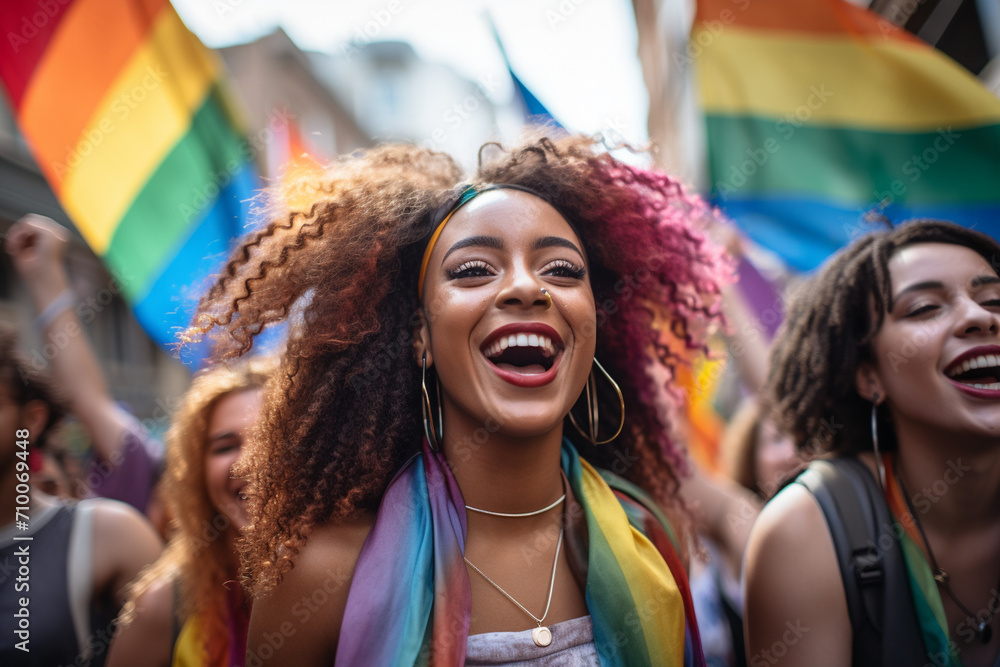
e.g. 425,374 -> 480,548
0,0 -> 258,358
693,0 -> 1000,271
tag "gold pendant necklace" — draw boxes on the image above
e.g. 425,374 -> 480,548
464,526 -> 564,647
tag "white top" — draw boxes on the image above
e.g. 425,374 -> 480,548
465,615 -> 599,666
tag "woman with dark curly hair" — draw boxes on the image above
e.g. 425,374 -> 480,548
746,221 -> 1000,667
187,134 -> 728,666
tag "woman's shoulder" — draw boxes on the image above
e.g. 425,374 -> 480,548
744,481 -> 853,665
269,512 -> 375,605
247,512 -> 375,666
303,512 -> 373,575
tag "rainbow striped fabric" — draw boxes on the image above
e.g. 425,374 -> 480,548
883,454 -> 962,666
336,439 -> 703,666
0,0 -> 258,355
694,0 -> 1000,271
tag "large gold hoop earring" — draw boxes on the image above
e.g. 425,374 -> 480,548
568,357 -> 625,445
422,352 -> 443,451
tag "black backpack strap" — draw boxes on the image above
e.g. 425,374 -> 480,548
795,458 -> 927,666
796,460 -> 884,646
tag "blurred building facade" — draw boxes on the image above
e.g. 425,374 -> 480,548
314,39 -> 505,168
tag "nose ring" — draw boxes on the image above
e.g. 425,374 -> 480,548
541,288 -> 553,310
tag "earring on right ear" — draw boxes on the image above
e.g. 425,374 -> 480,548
421,352 -> 443,452
870,392 -> 886,494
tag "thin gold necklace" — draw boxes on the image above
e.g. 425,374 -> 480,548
464,526 -> 564,648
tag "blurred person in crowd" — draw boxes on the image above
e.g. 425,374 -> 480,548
721,398 -> 804,501
108,360 -> 271,667
185,134 -> 730,665
746,221 -> 1000,667
681,463 -> 761,667
0,324 -> 163,665
5,214 -> 167,529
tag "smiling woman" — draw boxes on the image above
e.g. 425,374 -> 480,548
109,359 -> 273,667
184,133 -> 728,666
748,221 -> 1000,667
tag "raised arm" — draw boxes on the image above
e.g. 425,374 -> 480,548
5,215 -> 136,464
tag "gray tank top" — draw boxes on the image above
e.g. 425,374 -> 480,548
0,499 -> 111,667
465,615 -> 599,665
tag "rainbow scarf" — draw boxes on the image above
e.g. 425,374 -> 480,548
694,0 -> 1000,272
0,0 -> 258,359
336,439 -> 704,666
172,585 -> 248,667
884,454 -> 963,667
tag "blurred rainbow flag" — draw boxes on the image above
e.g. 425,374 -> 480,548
694,0 -> 1000,271
0,0 -> 258,359
486,13 -> 563,128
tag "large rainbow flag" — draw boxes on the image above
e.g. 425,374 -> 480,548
0,0 -> 258,358
694,0 -> 1000,271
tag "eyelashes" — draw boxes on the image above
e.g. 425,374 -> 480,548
445,259 -> 587,281
542,259 -> 586,279
903,299 -> 1000,318
447,260 -> 494,279
904,304 -> 938,318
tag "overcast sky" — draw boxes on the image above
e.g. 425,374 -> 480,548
172,0 -> 651,145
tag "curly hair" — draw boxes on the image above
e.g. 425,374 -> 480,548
119,358 -> 273,663
185,133 -> 729,595
766,219 -> 1000,456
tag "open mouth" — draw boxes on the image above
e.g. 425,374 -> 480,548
483,333 -> 559,375
945,353 -> 1000,390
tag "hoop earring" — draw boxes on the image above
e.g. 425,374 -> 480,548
568,357 -> 625,445
422,352 -> 443,451
871,393 -> 886,494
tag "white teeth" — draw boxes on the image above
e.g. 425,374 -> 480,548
485,332 -> 559,358
947,354 -> 1000,377
972,383 -> 1000,390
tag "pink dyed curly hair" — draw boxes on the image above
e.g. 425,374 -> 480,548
187,133 -> 730,593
